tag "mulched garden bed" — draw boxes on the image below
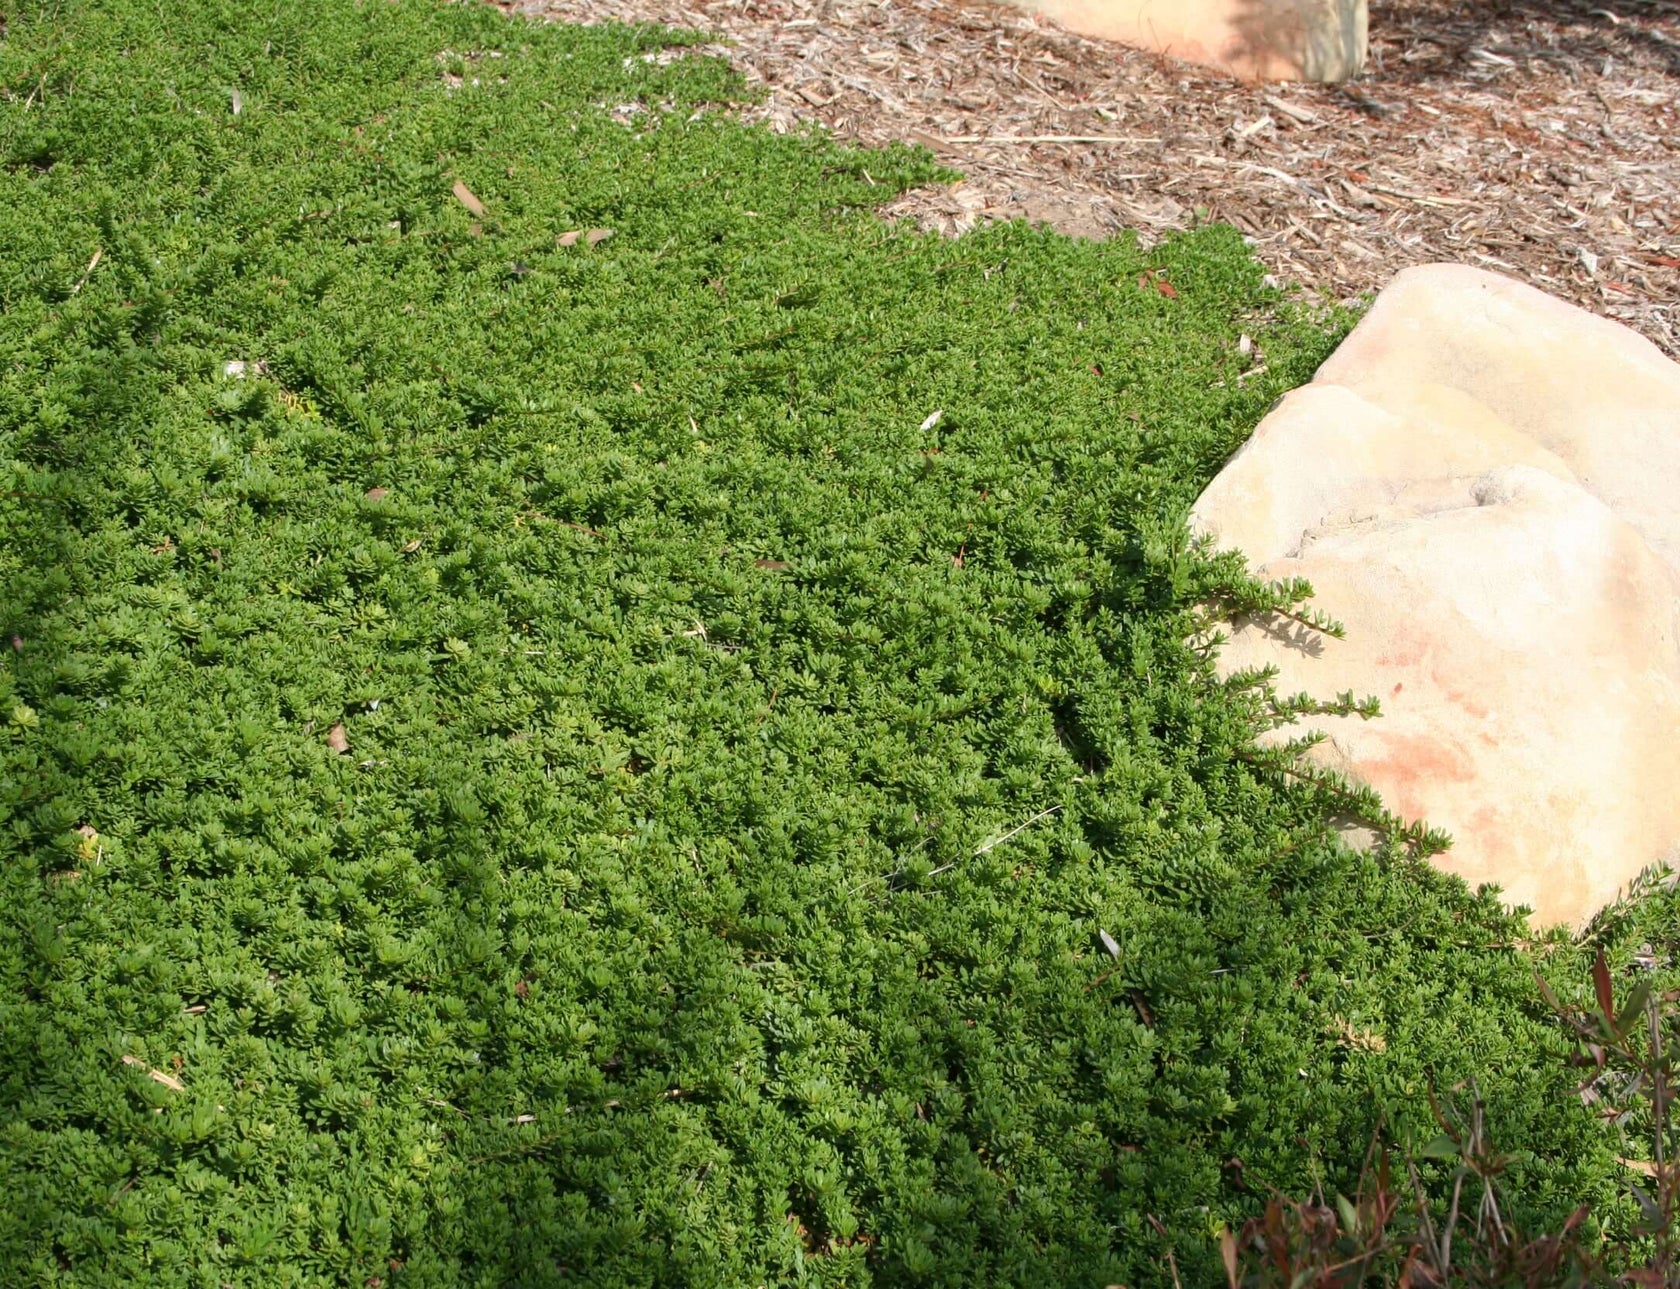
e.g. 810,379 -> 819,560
502,0 -> 1680,356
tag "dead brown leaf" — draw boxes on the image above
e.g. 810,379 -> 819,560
1145,271 -> 1179,299
451,179 -> 487,217
1330,1014 -> 1389,1053
1594,946 -> 1615,1018
1619,1156 -> 1660,1177
1130,989 -> 1155,1027
555,227 -> 615,248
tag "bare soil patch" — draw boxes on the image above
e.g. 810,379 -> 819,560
498,0 -> 1680,355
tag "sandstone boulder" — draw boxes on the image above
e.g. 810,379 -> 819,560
1191,264 -> 1680,928
1017,0 -> 1367,82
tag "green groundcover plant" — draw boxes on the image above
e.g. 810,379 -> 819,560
0,0 -> 1660,1284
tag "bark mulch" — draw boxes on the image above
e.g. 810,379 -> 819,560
498,0 -> 1680,356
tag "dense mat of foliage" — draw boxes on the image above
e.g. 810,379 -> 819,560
0,0 -> 1636,1283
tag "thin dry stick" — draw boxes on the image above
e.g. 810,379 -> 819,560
849,805 -> 1065,896
1146,1214 -> 1185,1289
1652,995 -> 1668,1177
1441,1167 -> 1466,1271
1650,992 -> 1675,1276
70,247 -> 102,295
944,134 -> 1161,144
973,804 -> 1063,856
926,804 -> 1064,878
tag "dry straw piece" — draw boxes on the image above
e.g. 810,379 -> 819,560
500,0 -> 1679,356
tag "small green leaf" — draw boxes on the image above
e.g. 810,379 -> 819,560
1418,1134 -> 1459,1162
1335,1192 -> 1358,1237
1616,980 -> 1653,1038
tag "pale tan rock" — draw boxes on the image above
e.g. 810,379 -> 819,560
1196,381 -> 1579,566
1317,263 -> 1680,575
1191,265 -> 1680,928
1016,0 -> 1367,82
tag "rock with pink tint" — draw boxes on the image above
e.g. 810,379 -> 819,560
1191,264 -> 1680,927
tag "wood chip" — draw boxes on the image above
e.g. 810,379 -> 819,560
559,228 -> 615,247
1341,178 -> 1382,208
121,1054 -> 185,1092
1263,94 -> 1317,124
944,134 -> 1160,144
452,179 -> 487,217
1369,183 -> 1478,208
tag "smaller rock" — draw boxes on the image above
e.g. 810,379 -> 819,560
1014,0 -> 1367,82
